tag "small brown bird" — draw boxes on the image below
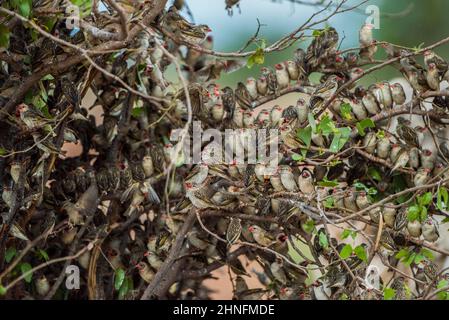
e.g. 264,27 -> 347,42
423,50 -> 448,76
235,81 -> 253,109
256,75 -> 268,96
274,63 -> 290,90
396,117 -> 419,147
426,63 -> 440,90
226,217 -> 242,246
359,23 -> 374,47
297,168 -> 315,194
422,218 -> 439,242
390,83 -> 406,105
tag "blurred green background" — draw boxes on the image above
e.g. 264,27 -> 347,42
173,0 -> 449,86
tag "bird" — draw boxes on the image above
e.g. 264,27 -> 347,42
279,165 -> 299,192
297,168 -> 315,194
226,217 -> 242,246
261,67 -> 278,96
136,262 -> 155,283
426,63 -> 440,90
382,204 -> 397,228
390,147 -> 410,173
390,83 -> 406,105
407,219 -> 422,238
422,218 -> 439,242
274,63 -> 290,90
396,117 -> 419,147
235,81 -> 253,109
313,75 -> 339,100
423,50 -> 448,76
245,77 -> 258,100
359,23 -> 374,47
248,225 -> 274,247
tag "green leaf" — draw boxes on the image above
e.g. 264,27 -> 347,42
318,177 -> 339,187
324,196 -> 334,208
356,118 -> 375,137
395,248 -> 410,260
339,244 -> 353,259
368,167 -> 382,182
312,29 -> 323,37
114,268 -> 126,291
341,229 -> 357,240
0,25 -> 10,48
118,276 -> 133,299
354,245 -> 367,262
20,263 -> 33,283
437,280 -> 449,300
407,205 -> 420,222
404,252 -> 416,266
383,288 -> 396,300
19,0 -> 32,18
302,220 -> 315,234
291,153 -> 302,161
37,249 -> 49,262
437,187 -> 448,211
340,103 -> 353,121
420,248 -> 434,260
414,253 -> 425,265
329,127 -> 350,153
5,247 -> 16,263
318,115 -> 335,136
297,126 -> 312,148
318,232 -> 329,249
247,48 -> 264,68
0,148 -> 6,156
131,107 -> 144,118
0,285 -> 6,296
419,192 -> 433,206
308,112 -> 316,133
420,206 -> 428,222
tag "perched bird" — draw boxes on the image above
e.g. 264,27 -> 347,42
245,77 -> 258,100
248,225 -> 274,247
297,168 -> 315,194
136,262 -> 155,283
313,75 -> 339,100
359,40 -> 377,61
413,168 -> 430,187
396,117 -> 419,147
407,219 -> 422,237
261,67 -> 278,96
422,218 -> 439,242
222,86 -> 236,119
256,75 -> 268,96
226,217 -> 242,246
423,50 -> 448,76
382,204 -> 397,228
279,165 -> 299,192
235,82 -> 253,109
286,60 -> 300,81
391,147 -> 410,173
420,149 -> 435,170
390,83 -> 406,105
274,63 -> 290,90
426,63 -> 440,90
359,23 -> 374,47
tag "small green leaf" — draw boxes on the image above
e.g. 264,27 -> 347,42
339,244 -> 353,259
419,192 -> 433,206
0,285 -> 6,296
20,263 -> 33,283
318,177 -> 339,187
356,118 -> 375,136
354,245 -> 367,262
0,25 -> 10,48
37,249 -> 49,262
340,103 -> 353,121
5,247 -> 16,263
131,107 -> 144,118
318,232 -> 329,249
420,206 -> 428,222
324,196 -> 334,208
114,268 -> 126,291
383,288 -> 396,300
291,153 -> 302,161
420,248 -> 434,260
404,252 -> 416,266
302,219 -> 315,234
118,276 -> 133,299
308,113 -> 317,133
0,148 -> 6,156
318,115 -> 335,136
368,167 -> 382,182
341,229 -> 357,240
407,205 -> 420,222
312,29 -> 323,37
297,126 -> 312,148
414,253 -> 425,265
437,187 -> 448,211
247,48 -> 264,68
395,248 -> 410,260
